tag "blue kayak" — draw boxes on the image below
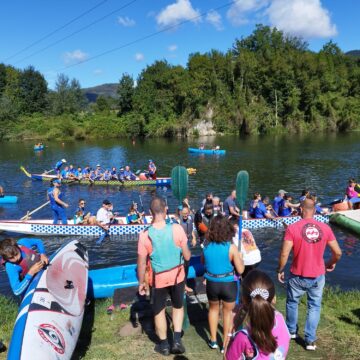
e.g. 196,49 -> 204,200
0,195 -> 18,204
33,145 -> 44,151
188,147 -> 226,155
88,255 -> 204,298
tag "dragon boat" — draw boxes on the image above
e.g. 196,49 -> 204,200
0,214 -> 329,237
20,166 -> 171,187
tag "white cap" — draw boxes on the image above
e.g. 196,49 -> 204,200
62,159 -> 66,163
96,164 -> 101,167
278,189 -> 288,195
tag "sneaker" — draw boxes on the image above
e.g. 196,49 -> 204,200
106,305 -> 115,315
220,347 -> 225,354
154,343 -> 170,356
171,341 -> 185,354
306,342 -> 317,351
208,340 -> 218,349
290,333 -> 298,340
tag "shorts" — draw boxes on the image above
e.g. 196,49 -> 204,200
206,280 -> 237,303
152,281 -> 185,315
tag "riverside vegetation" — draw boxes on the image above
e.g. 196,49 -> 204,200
0,288 -> 359,359
1,25 -> 360,140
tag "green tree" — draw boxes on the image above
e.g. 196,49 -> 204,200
117,73 -> 134,115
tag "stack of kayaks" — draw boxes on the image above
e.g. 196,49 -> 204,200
188,147 -> 226,155
330,210 -> 360,235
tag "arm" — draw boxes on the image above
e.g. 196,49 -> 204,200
325,240 -> 342,272
53,188 -> 68,208
277,240 -> 293,283
230,244 -> 244,274
229,206 -> 240,216
137,232 -> 149,295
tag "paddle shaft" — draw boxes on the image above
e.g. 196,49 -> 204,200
21,201 -> 50,220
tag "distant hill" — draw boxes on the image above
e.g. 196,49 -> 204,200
82,83 -> 118,102
345,50 -> 360,58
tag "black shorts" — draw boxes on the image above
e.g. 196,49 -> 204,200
152,281 -> 185,315
206,280 -> 237,303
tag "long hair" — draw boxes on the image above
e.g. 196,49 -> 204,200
241,270 -> 277,354
207,215 -> 234,243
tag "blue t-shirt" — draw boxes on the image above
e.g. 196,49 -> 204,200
254,201 -> 268,218
273,196 -> 284,214
224,196 -> 236,216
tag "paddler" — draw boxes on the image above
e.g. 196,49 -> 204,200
147,159 -> 157,179
54,158 -> 66,175
47,179 -> 69,224
124,166 -> 137,180
0,237 -> 48,297
273,189 -> 287,215
223,190 -> 240,218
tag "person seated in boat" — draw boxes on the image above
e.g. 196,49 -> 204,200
94,165 -> 104,180
252,193 -> 274,219
0,185 -> 4,198
89,170 -> 96,183
346,178 -> 360,209
47,179 -> 68,224
127,202 -> 144,224
103,169 -> 111,181
124,166 -> 137,181
96,199 -> 117,230
81,165 -> 90,179
54,159 -> 66,176
279,194 -> 300,217
60,165 -> 69,179
68,164 -> 79,180
147,160 -> 157,179
272,189 -> 287,216
73,210 -> 84,224
111,167 -> 118,180
199,143 -> 205,150
76,199 -> 97,225
119,168 -> 126,182
0,237 -> 48,297
224,190 -> 240,218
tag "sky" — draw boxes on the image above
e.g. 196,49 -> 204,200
0,0 -> 358,89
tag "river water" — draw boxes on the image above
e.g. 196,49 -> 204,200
0,133 -> 359,296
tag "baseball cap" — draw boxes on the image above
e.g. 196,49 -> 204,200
278,189 -> 288,195
61,159 -> 66,163
103,199 -> 111,205
149,159 -> 153,162
96,164 -> 101,167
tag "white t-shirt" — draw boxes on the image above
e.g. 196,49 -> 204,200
233,229 -> 261,266
96,207 -> 112,225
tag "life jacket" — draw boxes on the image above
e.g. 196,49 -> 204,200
197,213 -> 213,234
147,224 -> 183,281
47,187 -> 63,208
2,246 -> 40,280
180,216 -> 193,241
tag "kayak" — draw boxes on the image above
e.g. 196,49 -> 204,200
188,147 -> 226,155
0,195 -> 18,204
33,145 -> 44,151
8,240 -> 88,360
330,210 -> 360,235
88,255 -> 204,298
0,214 -> 329,237
20,166 -> 171,187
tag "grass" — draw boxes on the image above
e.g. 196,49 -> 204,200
1,288 -> 359,359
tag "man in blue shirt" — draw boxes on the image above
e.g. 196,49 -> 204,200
223,190 -> 240,217
124,166 -> 137,180
54,159 -> 66,175
273,189 -> 287,216
254,196 -> 274,219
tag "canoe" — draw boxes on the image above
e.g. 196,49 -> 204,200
20,166 -> 171,187
33,145 -> 44,151
0,195 -> 18,204
0,214 -> 330,237
8,240 -> 88,359
188,147 -> 226,155
330,210 -> 360,235
89,255 -> 204,299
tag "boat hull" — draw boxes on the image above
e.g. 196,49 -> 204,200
0,214 -> 329,237
188,147 -> 226,155
330,210 -> 360,235
0,195 -> 18,204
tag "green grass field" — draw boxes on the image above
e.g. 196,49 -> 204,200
1,287 -> 359,359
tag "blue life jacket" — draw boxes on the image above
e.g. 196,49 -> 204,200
279,203 -> 292,217
148,224 -> 183,274
254,201 -> 267,218
55,161 -> 63,171
273,196 -> 284,214
47,187 -> 63,208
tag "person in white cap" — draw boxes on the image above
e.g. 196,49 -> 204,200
273,189 -> 287,216
54,159 -> 67,175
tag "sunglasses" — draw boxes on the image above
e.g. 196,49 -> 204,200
80,202 -> 86,205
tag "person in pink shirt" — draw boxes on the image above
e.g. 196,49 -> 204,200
137,197 -> 191,356
346,178 -> 360,209
277,199 -> 342,351
226,270 -> 290,359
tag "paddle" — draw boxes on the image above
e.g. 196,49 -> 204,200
171,166 -> 190,330
43,169 -> 54,175
236,170 -> 249,250
21,201 -> 50,220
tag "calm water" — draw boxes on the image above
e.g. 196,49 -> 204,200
0,134 -> 359,296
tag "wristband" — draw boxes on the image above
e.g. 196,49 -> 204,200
276,268 -> 284,273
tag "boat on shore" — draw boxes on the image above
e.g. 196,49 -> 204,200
0,214 -> 329,237
20,166 -> 171,187
0,195 -> 18,204
188,147 -> 226,155
330,210 -> 360,235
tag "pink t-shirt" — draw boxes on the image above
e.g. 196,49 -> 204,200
226,311 -> 290,360
346,186 -> 359,199
137,222 -> 188,288
284,218 -> 336,278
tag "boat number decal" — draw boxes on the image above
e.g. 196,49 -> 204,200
301,223 -> 323,244
38,323 -> 65,354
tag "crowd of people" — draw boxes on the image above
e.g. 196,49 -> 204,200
53,159 -> 157,182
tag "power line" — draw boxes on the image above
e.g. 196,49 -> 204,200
4,0 -> 109,62
61,0 -> 238,71
13,0 -> 139,66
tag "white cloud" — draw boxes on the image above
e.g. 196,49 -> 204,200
156,0 -> 201,28
93,69 -> 103,75
267,0 -> 337,38
118,16 -> 136,27
63,49 -> 89,64
135,53 -> 144,61
168,44 -> 178,52
227,0 -> 269,26
206,10 -> 223,31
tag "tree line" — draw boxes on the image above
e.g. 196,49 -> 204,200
1,25 -> 359,140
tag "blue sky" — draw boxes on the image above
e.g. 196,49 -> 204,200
0,0 -> 358,89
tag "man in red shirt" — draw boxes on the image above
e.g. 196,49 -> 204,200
137,197 -> 191,356
277,199 -> 342,351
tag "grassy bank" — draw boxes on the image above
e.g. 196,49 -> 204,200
1,288 -> 359,359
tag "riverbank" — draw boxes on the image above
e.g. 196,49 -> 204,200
1,287 -> 359,359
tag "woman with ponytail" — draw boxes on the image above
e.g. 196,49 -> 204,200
226,270 -> 290,359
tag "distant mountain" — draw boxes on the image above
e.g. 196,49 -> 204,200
345,50 -> 360,58
82,83 -> 118,102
